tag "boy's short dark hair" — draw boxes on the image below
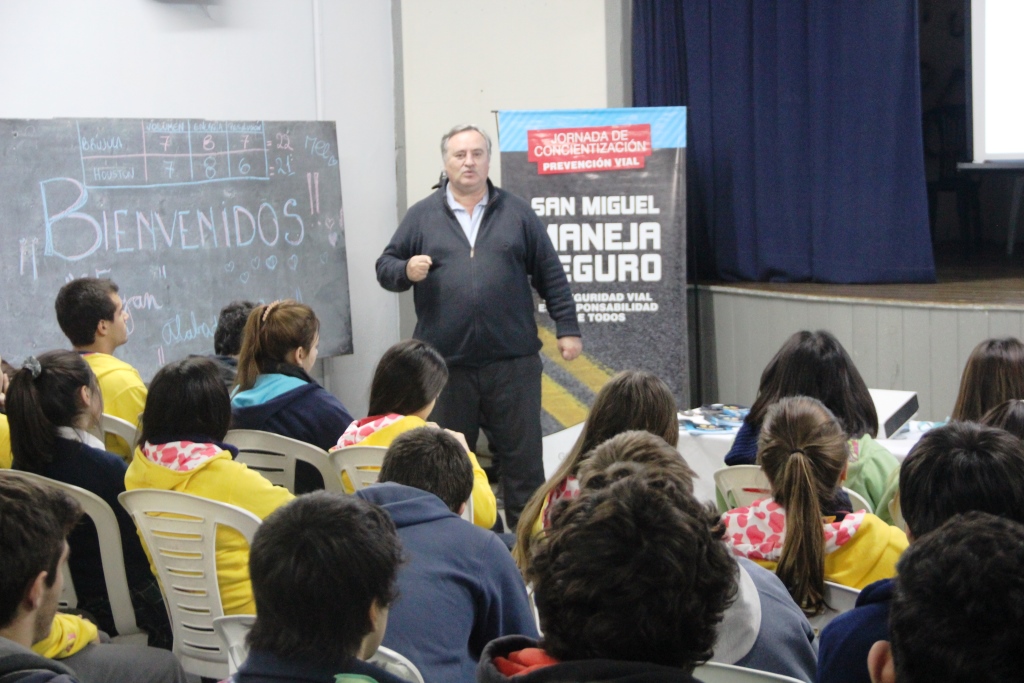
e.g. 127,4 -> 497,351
379,427 -> 473,512
214,300 -> 256,356
54,278 -> 119,347
528,473 -> 736,672
899,421 -> 1024,537
0,474 -> 82,628
889,511 -> 1024,683
247,492 -> 402,665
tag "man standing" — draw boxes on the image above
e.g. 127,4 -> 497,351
377,124 -> 581,531
55,278 -> 146,460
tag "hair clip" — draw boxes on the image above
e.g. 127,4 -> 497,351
23,356 -> 41,379
262,300 -> 281,323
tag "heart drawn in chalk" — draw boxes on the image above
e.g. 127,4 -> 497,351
251,257 -> 261,270
265,255 -> 278,270
287,254 -> 299,270
328,232 -> 338,248
224,261 -> 235,272
325,216 -> 335,231
320,253 -> 329,264
240,272 -> 250,284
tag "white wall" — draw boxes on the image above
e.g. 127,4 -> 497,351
0,0 -> 399,416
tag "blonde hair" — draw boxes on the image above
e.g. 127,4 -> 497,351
234,300 -> 319,392
757,396 -> 849,615
512,370 -> 678,571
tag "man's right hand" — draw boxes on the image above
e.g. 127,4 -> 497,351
406,255 -> 433,282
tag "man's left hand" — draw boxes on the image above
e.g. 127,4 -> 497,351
558,336 -> 583,361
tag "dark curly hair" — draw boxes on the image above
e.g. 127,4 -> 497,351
528,472 -> 737,672
214,300 -> 256,356
888,511 -> 1024,683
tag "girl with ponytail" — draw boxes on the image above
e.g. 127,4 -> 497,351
721,396 -> 907,615
6,350 -> 171,648
230,300 -> 354,491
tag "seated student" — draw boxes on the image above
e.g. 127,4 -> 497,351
979,397 -> 1024,439
356,427 -> 537,683
54,278 -> 146,460
724,331 -> 899,520
335,339 -> 496,528
478,470 -> 737,682
513,370 -> 679,569
207,300 -> 256,389
125,357 -> 294,615
235,492 -> 407,683
0,354 -> 10,469
230,300 -> 353,492
816,421 -> 1024,683
6,351 -> 170,649
722,396 -> 907,612
868,512 -> 1024,683
950,336 -> 1024,421
571,431 -> 817,683
0,474 -> 186,683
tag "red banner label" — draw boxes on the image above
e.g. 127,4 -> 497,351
527,124 -> 653,175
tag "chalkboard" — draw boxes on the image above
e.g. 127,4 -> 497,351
0,118 -> 352,380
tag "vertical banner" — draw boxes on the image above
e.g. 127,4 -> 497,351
498,107 -> 687,435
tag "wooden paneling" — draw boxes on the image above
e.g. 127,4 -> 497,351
693,286 -> 1024,421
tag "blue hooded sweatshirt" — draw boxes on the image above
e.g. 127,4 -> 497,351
816,578 -> 894,683
356,483 -> 538,683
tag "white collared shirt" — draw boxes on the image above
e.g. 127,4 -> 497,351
446,184 -> 489,248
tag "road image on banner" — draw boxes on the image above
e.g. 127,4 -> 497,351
498,108 -> 687,435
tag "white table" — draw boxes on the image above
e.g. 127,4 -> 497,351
542,421 -> 929,504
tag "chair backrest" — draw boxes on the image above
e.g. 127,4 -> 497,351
460,494 -> 474,522
842,487 -> 873,514
806,581 -> 862,634
212,614 -> 255,676
328,445 -> 388,491
118,489 -> 262,679
225,429 -> 341,494
368,646 -> 426,683
694,662 -> 803,683
713,466 -> 772,509
102,413 -> 138,450
211,614 -> 424,683
0,470 -> 144,642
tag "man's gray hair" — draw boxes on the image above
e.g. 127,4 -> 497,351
441,124 -> 492,160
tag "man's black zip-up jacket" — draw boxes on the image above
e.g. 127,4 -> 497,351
376,180 -> 580,368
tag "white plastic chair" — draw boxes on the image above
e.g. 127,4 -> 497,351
0,470 -> 147,644
806,581 -> 861,634
118,489 -> 262,679
695,661 -> 803,682
368,646 -> 425,683
212,614 -> 255,676
888,493 -> 907,532
225,429 -> 341,493
328,445 -> 388,491
101,413 -> 138,451
842,487 -> 873,514
713,466 -> 772,509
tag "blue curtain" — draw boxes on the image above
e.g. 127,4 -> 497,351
634,1 -> 936,283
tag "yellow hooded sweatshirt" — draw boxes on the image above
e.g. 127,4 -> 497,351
333,414 -> 497,529
124,445 -> 294,614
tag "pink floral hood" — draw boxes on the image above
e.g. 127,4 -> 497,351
721,498 -> 866,563
332,413 -> 405,450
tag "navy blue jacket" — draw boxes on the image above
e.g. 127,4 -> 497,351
234,648 -> 407,683
357,483 -> 538,683
39,438 -> 153,604
724,420 -> 759,466
230,382 -> 353,453
376,180 -> 579,367
816,578 -> 894,683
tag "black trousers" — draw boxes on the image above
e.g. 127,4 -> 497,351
431,354 -> 544,532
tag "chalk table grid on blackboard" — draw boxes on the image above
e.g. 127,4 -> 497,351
1,117 -> 352,380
